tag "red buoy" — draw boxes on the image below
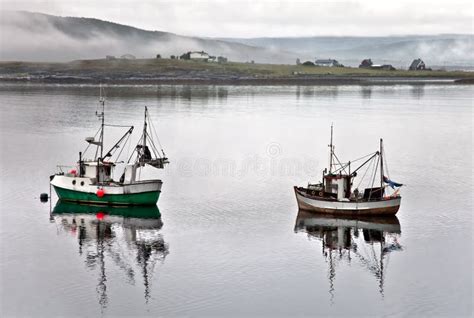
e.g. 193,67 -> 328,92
96,212 -> 105,220
96,188 -> 105,198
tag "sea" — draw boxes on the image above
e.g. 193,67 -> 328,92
0,83 -> 472,317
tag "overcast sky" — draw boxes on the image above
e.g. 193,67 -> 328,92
1,0 -> 472,37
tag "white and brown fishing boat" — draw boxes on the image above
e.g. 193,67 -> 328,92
294,126 -> 403,216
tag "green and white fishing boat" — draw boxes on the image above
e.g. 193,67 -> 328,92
50,89 -> 169,206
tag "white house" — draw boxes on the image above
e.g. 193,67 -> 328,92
121,54 -> 136,60
315,59 -> 342,67
189,51 -> 210,60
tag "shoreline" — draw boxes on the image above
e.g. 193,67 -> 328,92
0,76 -> 471,86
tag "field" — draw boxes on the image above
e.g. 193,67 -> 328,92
0,58 -> 473,84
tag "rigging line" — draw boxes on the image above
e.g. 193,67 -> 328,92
145,131 -> 159,153
383,147 -> 390,179
128,132 -> 144,163
333,153 -> 348,174
332,165 -> 348,174
104,124 -> 133,128
94,140 -> 99,160
127,138 -> 139,164
83,127 -> 101,157
332,151 -> 378,174
125,132 -> 132,163
148,114 -> 160,147
356,155 -> 375,189
368,155 -> 380,200
115,132 -> 132,161
145,131 -> 163,159
351,151 -> 378,163
332,161 -> 350,174
148,115 -> 164,151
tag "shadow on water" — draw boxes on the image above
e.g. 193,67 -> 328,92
296,85 -> 340,99
361,87 -> 372,99
51,200 -> 169,310
410,84 -> 425,99
294,210 -> 402,302
0,83 -> 229,101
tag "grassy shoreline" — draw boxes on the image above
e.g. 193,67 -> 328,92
1,58 -> 473,85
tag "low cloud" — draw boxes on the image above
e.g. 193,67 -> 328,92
1,0 -> 472,37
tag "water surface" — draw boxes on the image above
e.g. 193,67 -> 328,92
0,83 -> 472,317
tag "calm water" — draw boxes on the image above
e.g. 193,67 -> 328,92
0,83 -> 472,317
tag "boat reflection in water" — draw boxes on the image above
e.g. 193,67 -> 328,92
52,200 -> 169,309
294,210 -> 402,300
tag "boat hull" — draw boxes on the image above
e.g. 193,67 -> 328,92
51,175 -> 162,206
294,186 -> 400,216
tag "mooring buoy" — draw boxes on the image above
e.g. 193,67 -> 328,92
40,193 -> 49,203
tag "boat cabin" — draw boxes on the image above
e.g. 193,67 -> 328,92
324,174 -> 352,200
81,161 -> 115,183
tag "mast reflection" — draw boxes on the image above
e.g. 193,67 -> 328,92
52,201 -> 169,309
294,210 -> 402,301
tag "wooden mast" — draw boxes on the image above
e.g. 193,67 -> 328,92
329,124 -> 334,174
98,85 -> 105,160
143,107 -> 148,155
380,138 -> 384,195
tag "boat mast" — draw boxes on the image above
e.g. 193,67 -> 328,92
329,124 -> 334,174
98,85 -> 105,160
380,138 -> 384,191
143,106 -> 148,151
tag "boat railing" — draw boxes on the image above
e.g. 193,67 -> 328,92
56,165 -> 76,173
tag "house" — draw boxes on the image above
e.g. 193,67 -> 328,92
371,64 -> 396,71
315,59 -> 343,67
121,54 -> 136,60
409,58 -> 426,70
359,59 -> 373,68
359,59 -> 395,70
105,55 -> 116,60
180,52 -> 190,60
382,64 -> 396,71
180,51 -> 211,61
190,51 -> 210,60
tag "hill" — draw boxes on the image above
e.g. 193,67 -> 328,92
221,35 -> 474,69
0,11 -> 297,63
1,11 -> 472,70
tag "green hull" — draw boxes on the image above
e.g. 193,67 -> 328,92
53,185 -> 160,206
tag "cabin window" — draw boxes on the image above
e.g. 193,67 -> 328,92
101,166 -> 111,176
72,180 -> 76,185
326,183 -> 338,194
80,181 -> 84,186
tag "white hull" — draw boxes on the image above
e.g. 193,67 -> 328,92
294,187 -> 401,216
